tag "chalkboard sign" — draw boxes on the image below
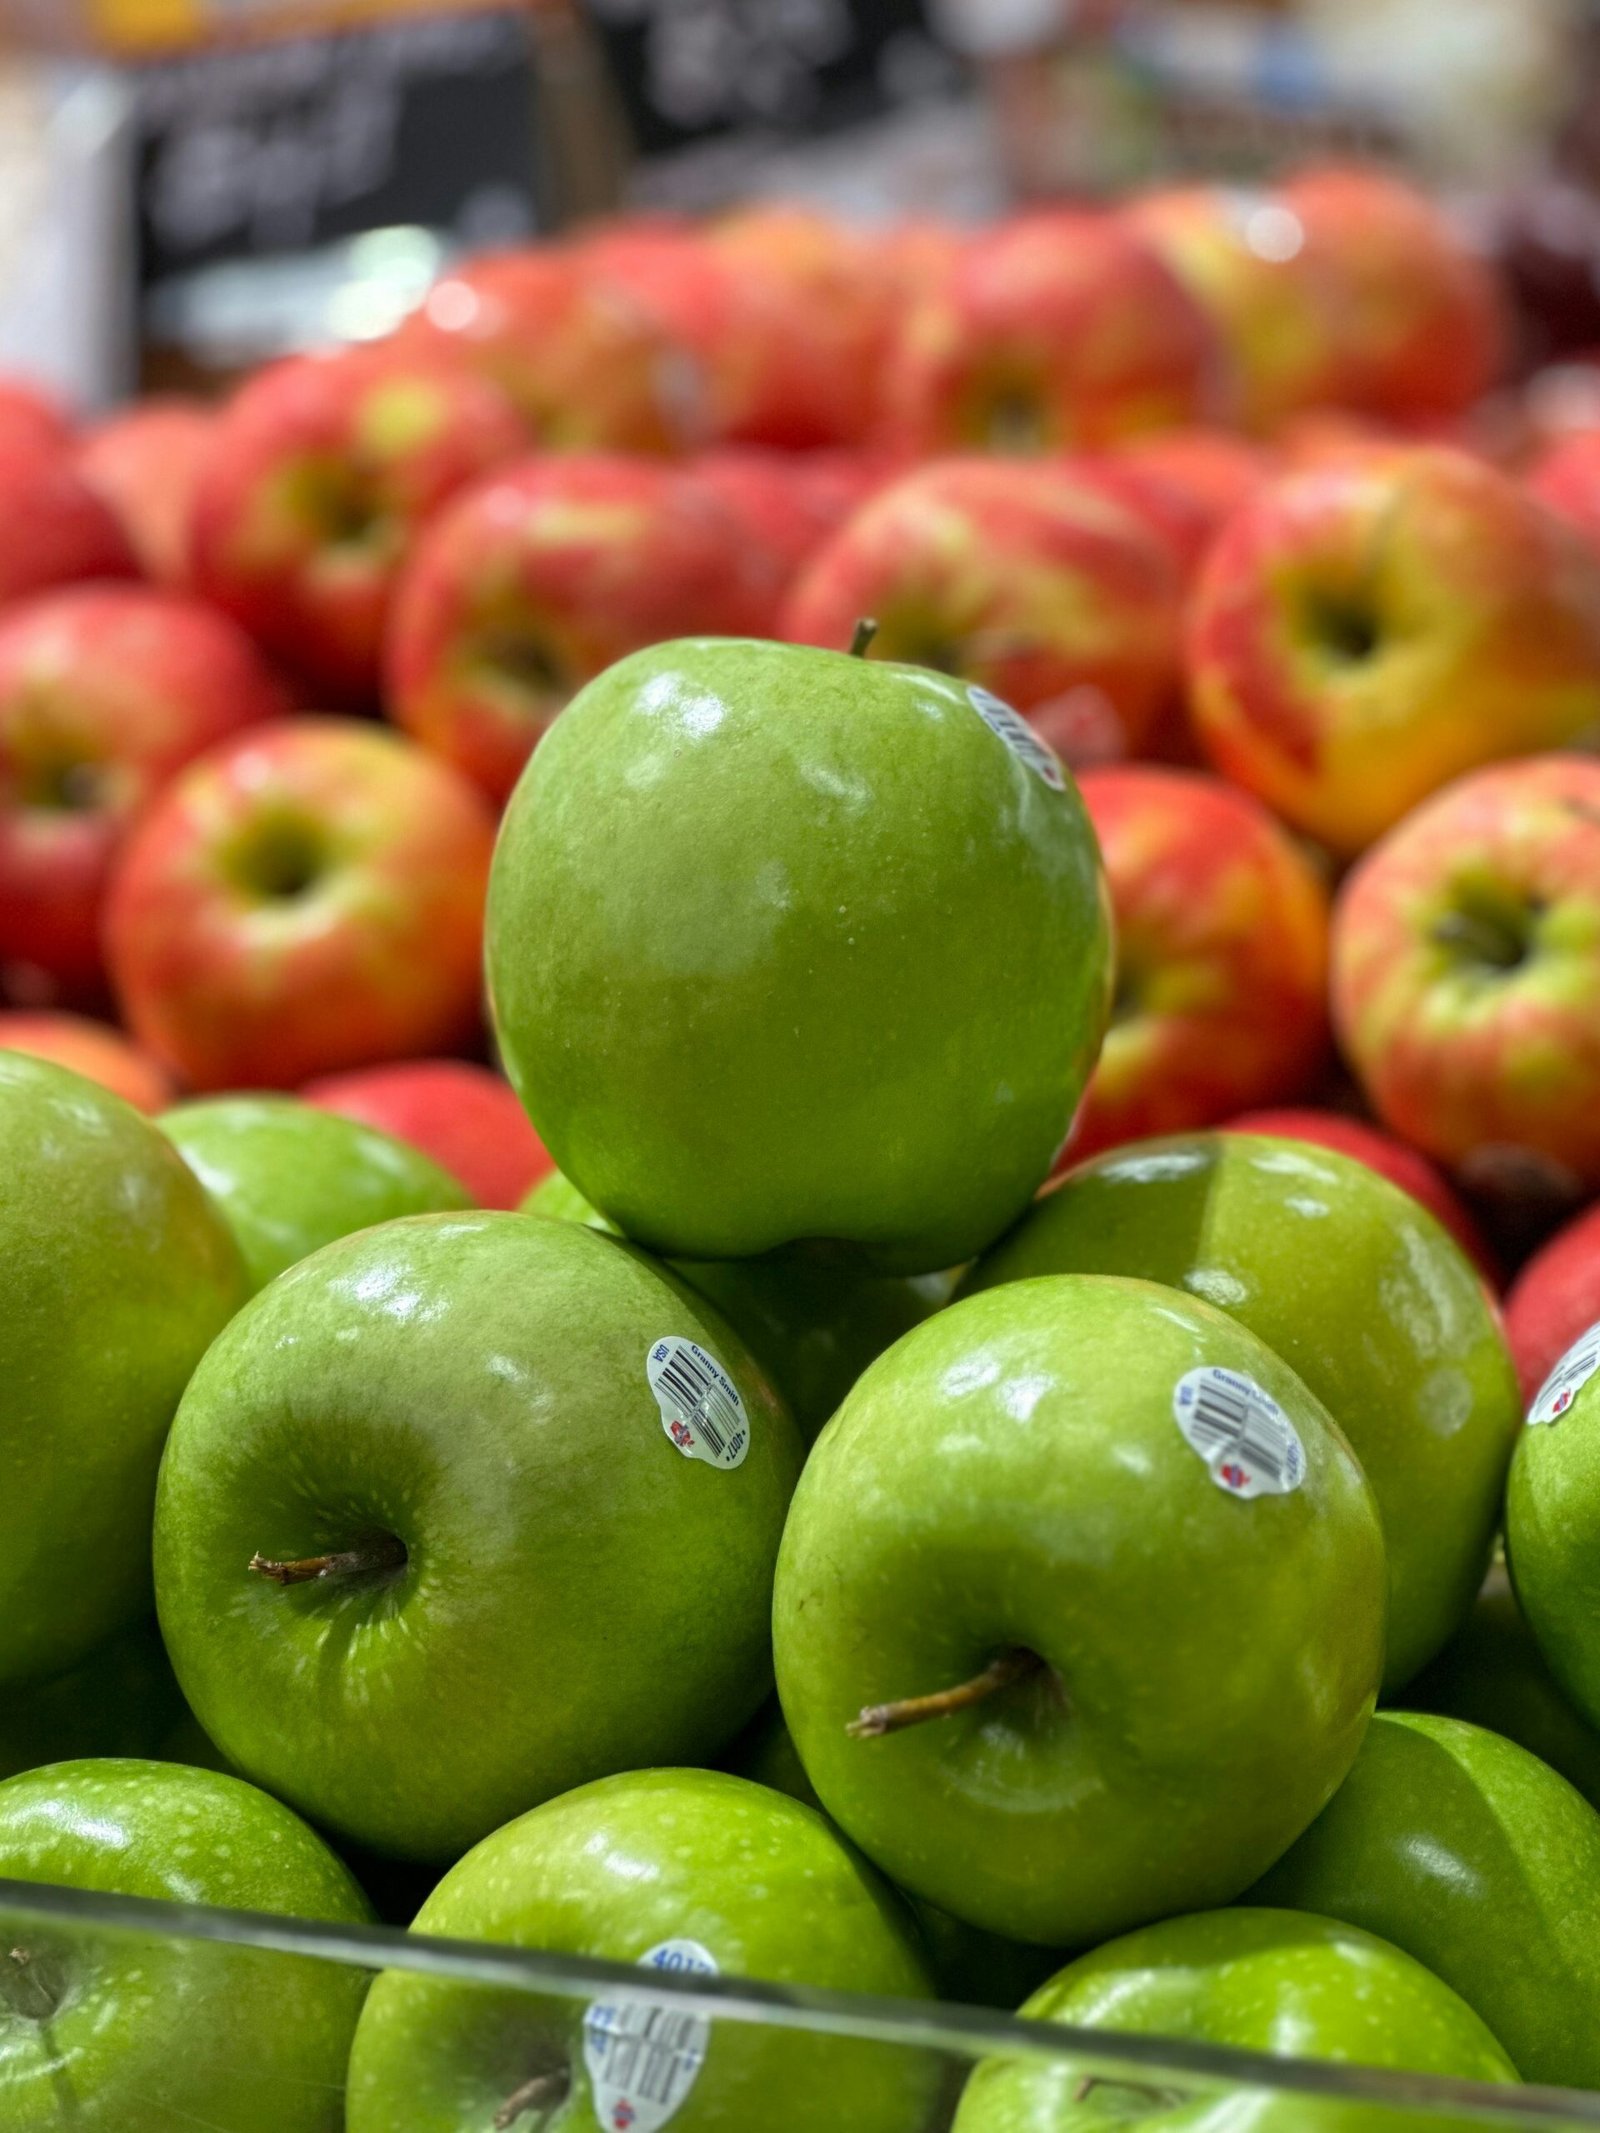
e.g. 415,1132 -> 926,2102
132,9 -> 543,287
581,0 -> 948,160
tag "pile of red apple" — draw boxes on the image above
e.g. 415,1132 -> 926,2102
9,165 -> 1600,2125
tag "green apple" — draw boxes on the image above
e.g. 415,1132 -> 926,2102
154,1210 -> 804,1861
163,1092 -> 473,1293
721,1701 -> 1060,2012
773,1273 -> 1386,1947
964,1134 -> 1519,1691
953,1908 -> 1518,2133
525,1168 -> 952,1441
1409,1563 -> 1600,1811
0,1618 -> 204,1780
1505,1315 -> 1600,1735
1251,1710 -> 1600,2086
0,1053 -> 245,1687
346,1766 -> 939,2133
0,1755 -> 372,2131
487,639 -> 1113,1274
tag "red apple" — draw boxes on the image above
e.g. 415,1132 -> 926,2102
0,1010 -> 174,1112
189,346 -> 529,704
692,449 -> 891,624
1063,766 -> 1330,1163
386,452 -> 771,805
104,719 -> 496,1091
77,398 -> 216,587
0,443 -> 139,614
1189,447 -> 1600,857
782,456 -> 1184,766
1093,429 -> 1268,580
1505,1201 -> 1600,1401
1282,167 -> 1509,423
884,209 -> 1225,455
1529,429 -> 1600,559
1332,754 -> 1600,1197
0,379 -> 73,460
301,1058 -> 553,1209
1224,1107 -> 1499,1286
0,585 -> 293,1001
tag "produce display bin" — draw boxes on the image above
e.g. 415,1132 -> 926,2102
6,1876 -> 1600,2129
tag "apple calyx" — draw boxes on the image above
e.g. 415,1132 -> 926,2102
1074,2076 -> 1192,2111
849,617 -> 879,659
1430,903 -> 1534,975
248,1534 -> 408,1588
847,1647 -> 1046,1739
1,1946 -> 64,2024
494,2065 -> 570,2129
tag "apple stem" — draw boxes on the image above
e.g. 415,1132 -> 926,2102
849,617 -> 879,659
847,1648 -> 1044,1739
494,2069 -> 570,2129
248,1535 -> 407,1587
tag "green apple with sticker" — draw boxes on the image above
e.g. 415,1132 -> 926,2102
153,1212 -> 805,1862
1506,1314 -> 1600,1733
487,639 -> 1112,1274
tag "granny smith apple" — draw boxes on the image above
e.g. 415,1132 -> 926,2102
154,1211 -> 804,1861
0,1756 -> 372,2131
0,1618 -> 203,1780
952,1908 -> 1518,2133
774,1273 -> 1386,1947
526,1167 -> 952,1440
346,1766 -> 939,2133
1252,1711 -> 1600,2086
0,1053 -> 245,1687
1409,1563 -> 1600,1811
964,1133 -> 1519,1690
163,1092 -> 472,1292
721,1701 -> 1060,2011
487,639 -> 1113,1273
1505,1314 -> 1600,1735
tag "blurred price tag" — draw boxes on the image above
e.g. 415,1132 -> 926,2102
87,0 -> 511,56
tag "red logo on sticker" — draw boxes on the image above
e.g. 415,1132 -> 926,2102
1219,1462 -> 1249,1491
613,2106 -> 635,2130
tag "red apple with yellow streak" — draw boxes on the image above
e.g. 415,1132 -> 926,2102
1189,448 -> 1600,857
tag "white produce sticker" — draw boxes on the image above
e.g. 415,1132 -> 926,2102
648,1339 -> 749,1470
584,1939 -> 719,2133
1174,1366 -> 1306,1500
967,684 -> 1067,791
1529,1319 -> 1600,1426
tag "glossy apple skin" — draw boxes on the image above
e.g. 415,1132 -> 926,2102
0,441 -> 138,613
0,1757 -> 371,2132
0,1012 -> 173,1111
76,398 -> 216,586
0,585 -> 293,998
346,1768 -> 937,2133
1223,1107 -> 1497,1288
1189,450 -> 1600,857
0,1054 -> 245,1686
782,458 -> 1184,762
886,211 -> 1224,455
154,1212 -> 803,1861
967,1134 -> 1519,1691
189,346 -> 527,703
1066,768 -> 1329,1161
1332,755 -> 1600,1192
387,453 -> 770,804
953,1907 -> 1516,2133
1506,1339 -> 1600,1735
104,718 -> 496,1091
162,1093 -> 473,1293
1410,1565 -> 1600,1813
489,639 -> 1112,1275
1252,1711 -> 1600,2087
1506,1200 -> 1600,1399
302,1057 -> 553,1209
774,1274 -> 1384,1946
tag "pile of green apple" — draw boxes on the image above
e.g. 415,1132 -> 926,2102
6,636 -> 1600,2132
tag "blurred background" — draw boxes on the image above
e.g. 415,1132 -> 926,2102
2,0 -> 1599,406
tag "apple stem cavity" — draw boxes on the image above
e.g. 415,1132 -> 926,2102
849,617 -> 879,659
847,1647 -> 1045,1739
248,1534 -> 408,1588
2,1947 -> 62,2024
494,2067 -> 570,2129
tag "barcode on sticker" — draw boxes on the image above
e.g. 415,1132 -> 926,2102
1174,1366 -> 1305,1499
648,1338 -> 749,1470
584,1939 -> 717,2133
1530,1320 -> 1600,1426
967,685 -> 1067,791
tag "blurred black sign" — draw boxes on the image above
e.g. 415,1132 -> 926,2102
132,10 -> 543,286
581,0 -> 948,158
